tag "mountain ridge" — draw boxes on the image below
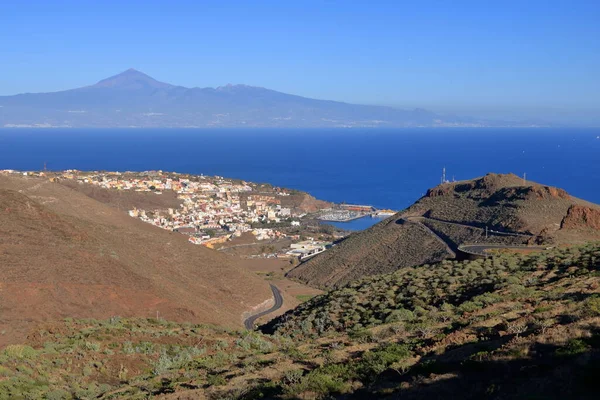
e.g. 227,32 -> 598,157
288,173 -> 600,288
0,69 -> 542,128
89,68 -> 177,90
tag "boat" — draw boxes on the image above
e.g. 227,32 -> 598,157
373,209 -> 396,217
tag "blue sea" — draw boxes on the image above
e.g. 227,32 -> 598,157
1,128 -> 599,230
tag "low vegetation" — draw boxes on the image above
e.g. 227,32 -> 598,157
1,243 -> 599,399
269,243 -> 600,337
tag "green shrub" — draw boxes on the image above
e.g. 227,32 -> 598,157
299,370 -> 350,395
556,339 -> 590,357
3,345 -> 37,360
46,388 -> 72,400
348,328 -> 373,343
82,341 -> 101,352
282,369 -> 304,386
206,373 -> 227,386
356,343 -> 412,382
533,305 -> 553,314
0,366 -> 13,377
385,308 -> 415,323
583,296 -> 600,317
457,301 -> 482,315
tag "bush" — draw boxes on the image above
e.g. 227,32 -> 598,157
206,373 -> 227,386
356,343 -> 412,382
583,296 -> 600,317
282,369 -> 304,386
385,308 -> 415,323
46,389 -> 72,400
348,328 -> 373,343
299,370 -> 350,395
556,339 -> 590,357
457,301 -> 482,315
3,345 -> 37,360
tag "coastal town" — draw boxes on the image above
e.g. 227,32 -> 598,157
1,169 -> 394,260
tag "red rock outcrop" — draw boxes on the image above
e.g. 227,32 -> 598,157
425,185 -> 453,198
531,186 -> 570,200
561,205 -> 600,230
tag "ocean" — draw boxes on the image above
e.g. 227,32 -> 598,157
1,128 -> 599,230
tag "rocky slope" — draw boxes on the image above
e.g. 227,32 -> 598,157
288,173 -> 600,288
561,205 -> 600,231
0,174 -> 272,345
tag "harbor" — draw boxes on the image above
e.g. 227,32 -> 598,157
317,209 -> 368,222
316,204 -> 396,222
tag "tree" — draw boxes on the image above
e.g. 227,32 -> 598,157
204,229 -> 216,237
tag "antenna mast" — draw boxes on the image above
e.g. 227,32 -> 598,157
441,167 -> 446,184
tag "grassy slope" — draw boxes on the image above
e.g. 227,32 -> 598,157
0,243 -> 598,399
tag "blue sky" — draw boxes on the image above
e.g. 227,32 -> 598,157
1,0 -> 599,120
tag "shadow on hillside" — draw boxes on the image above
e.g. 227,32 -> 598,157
345,329 -> 600,400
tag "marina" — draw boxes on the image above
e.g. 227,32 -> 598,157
316,204 -> 396,223
317,209 -> 368,222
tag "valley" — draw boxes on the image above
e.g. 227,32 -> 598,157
0,170 -> 598,399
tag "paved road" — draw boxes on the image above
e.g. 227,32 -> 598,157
400,217 -> 456,258
400,215 -> 545,258
406,216 -> 532,238
459,244 -> 547,256
244,284 -> 283,330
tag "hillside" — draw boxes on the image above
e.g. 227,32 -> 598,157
288,173 -> 600,288
0,243 -> 598,399
58,179 -> 183,212
0,174 -> 273,345
0,69 -> 503,128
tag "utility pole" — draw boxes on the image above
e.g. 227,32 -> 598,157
523,173 -> 526,185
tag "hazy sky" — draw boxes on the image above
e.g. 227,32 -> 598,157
1,0 -> 599,119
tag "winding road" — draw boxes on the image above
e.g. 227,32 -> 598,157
400,217 -> 456,258
244,284 -> 283,330
400,215 -> 546,258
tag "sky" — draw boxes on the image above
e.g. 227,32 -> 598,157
1,0 -> 599,122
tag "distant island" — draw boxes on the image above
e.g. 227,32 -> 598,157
0,69 -> 547,128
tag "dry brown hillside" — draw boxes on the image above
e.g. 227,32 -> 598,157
289,173 -> 600,288
59,179 -> 183,211
0,174 -> 272,345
